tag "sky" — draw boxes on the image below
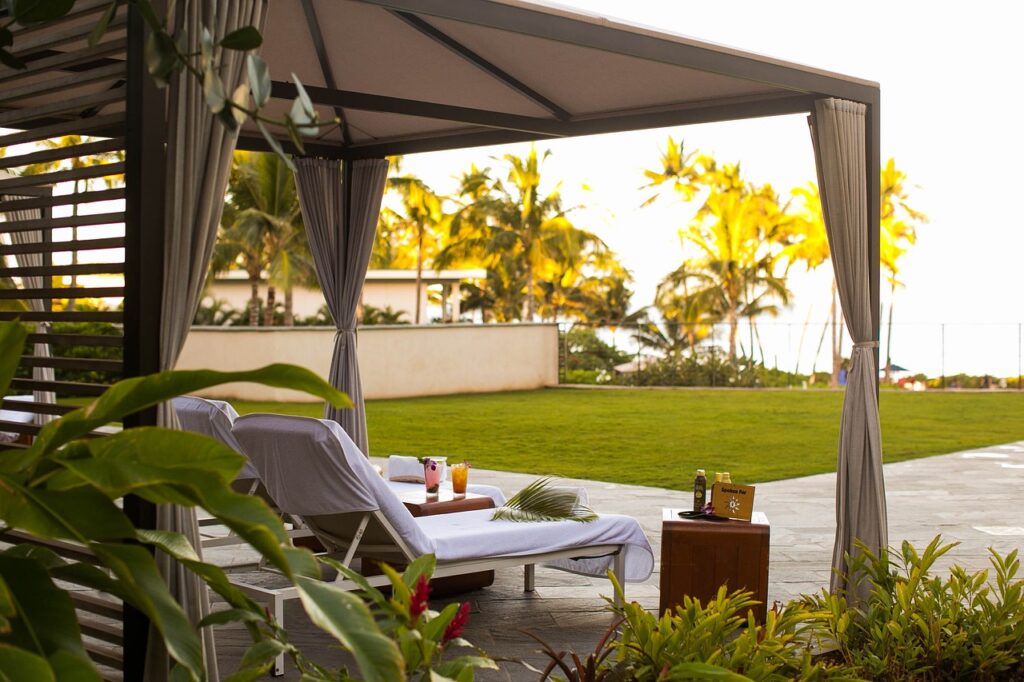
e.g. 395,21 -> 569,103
397,0 -> 1024,378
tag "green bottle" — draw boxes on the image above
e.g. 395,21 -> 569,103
693,469 -> 707,512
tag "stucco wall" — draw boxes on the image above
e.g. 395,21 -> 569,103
176,324 -> 559,401
205,280 -> 436,321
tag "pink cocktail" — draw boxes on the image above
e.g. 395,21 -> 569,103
423,458 -> 442,499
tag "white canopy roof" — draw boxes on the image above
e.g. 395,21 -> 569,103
244,0 -> 879,158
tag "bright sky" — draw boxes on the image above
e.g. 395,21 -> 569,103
399,0 -> 1024,378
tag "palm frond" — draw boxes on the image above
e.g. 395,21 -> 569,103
491,477 -> 597,523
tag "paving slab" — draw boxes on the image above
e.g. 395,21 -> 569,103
211,440 -> 1024,679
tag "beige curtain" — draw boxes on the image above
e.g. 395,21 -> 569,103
809,98 -> 887,603
0,193 -> 56,419
145,1 -> 267,680
293,157 -> 389,454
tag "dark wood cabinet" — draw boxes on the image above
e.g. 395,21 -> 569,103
659,509 -> 770,623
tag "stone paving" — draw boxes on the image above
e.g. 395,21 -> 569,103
210,441 -> 1024,679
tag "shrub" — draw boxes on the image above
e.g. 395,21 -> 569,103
532,539 -> 1023,682
804,537 -> 1024,681
563,327 -> 632,372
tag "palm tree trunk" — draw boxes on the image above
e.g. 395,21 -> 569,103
883,280 -> 896,383
830,279 -> 841,388
414,225 -> 424,324
525,256 -> 535,321
284,286 -> 294,327
264,285 -> 276,326
68,179 -> 80,311
727,309 -> 738,364
793,305 -> 813,377
248,280 -> 260,327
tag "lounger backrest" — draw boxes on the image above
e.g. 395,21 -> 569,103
231,414 -> 434,556
0,395 -> 35,442
172,396 -> 258,481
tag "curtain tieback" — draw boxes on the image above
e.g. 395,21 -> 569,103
852,341 -> 878,349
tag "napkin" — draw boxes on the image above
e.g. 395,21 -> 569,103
388,455 -> 447,483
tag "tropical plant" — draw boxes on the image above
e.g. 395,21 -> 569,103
529,573 -> 850,681
640,136 -> 711,207
330,555 -> 497,681
192,297 -> 245,327
0,0 -> 335,166
384,176 -> 451,324
562,326 -> 632,373
785,183 -> 844,386
0,318 -> 495,680
361,304 -> 409,326
658,163 -> 794,364
878,159 -> 927,382
491,477 -> 597,523
535,223 -> 633,324
18,135 -> 123,309
214,151 -> 315,326
440,152 -> 632,324
805,537 -> 1024,681
527,539 -> 1024,681
785,160 -> 926,384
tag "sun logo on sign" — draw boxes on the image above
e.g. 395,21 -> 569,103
727,496 -> 742,514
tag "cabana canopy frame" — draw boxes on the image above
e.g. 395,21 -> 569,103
0,0 -> 881,678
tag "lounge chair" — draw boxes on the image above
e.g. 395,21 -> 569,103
173,396 -> 281,548
0,395 -> 36,444
172,396 -> 260,490
231,413 -> 653,674
173,395 -> 507,504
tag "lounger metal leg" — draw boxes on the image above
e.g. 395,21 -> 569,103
612,550 -> 626,607
524,563 -> 535,592
272,593 -> 285,676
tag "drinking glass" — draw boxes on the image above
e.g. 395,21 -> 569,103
423,458 -> 442,500
451,462 -> 469,495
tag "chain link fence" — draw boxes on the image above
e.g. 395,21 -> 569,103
558,322 -> 1024,390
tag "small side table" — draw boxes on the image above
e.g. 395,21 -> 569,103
659,509 -> 770,623
398,490 -> 494,516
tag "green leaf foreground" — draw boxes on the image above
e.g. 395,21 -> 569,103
0,318 -> 410,682
491,477 -> 597,523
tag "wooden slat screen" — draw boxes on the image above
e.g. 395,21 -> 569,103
0,3 -> 128,677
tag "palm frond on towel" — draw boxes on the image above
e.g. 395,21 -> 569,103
491,477 -> 597,523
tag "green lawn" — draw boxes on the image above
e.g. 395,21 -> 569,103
232,389 -> 1024,491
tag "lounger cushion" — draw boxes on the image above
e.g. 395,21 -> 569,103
416,509 -> 654,582
0,395 -> 35,442
234,414 -> 654,582
173,396 -> 259,481
233,415 -> 436,555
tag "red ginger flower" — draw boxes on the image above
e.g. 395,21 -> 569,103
411,575 -> 430,620
442,602 -> 471,643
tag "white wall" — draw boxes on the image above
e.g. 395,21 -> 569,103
204,280 -> 432,322
176,324 -> 559,402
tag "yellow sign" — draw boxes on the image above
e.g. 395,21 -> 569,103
710,482 -> 756,521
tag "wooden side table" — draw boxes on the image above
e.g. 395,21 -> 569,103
398,490 -> 494,516
659,509 -> 770,623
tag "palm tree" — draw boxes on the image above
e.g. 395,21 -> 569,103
442,148 -> 584,321
216,151 -> 314,326
785,160 -> 926,383
669,164 -> 793,363
879,159 -> 927,381
785,183 -> 844,386
20,135 -> 122,309
640,136 -> 710,207
385,176 -> 450,324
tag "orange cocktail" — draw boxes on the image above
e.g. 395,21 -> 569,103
451,462 -> 469,495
